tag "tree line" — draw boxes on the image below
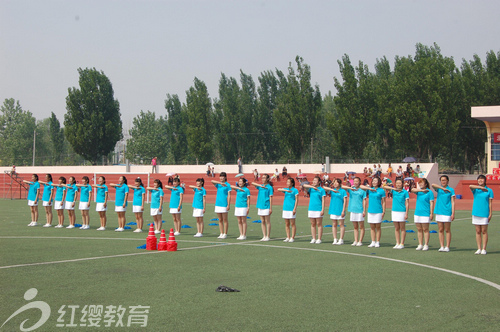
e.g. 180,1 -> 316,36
1,43 -> 499,172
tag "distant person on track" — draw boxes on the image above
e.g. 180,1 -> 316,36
151,157 -> 157,173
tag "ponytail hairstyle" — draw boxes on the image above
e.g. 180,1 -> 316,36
82,176 -> 89,184
154,179 -> 163,189
196,178 -> 205,187
418,178 -> 430,189
46,174 -> 53,182
287,177 -> 296,187
313,175 -> 321,186
135,177 -> 144,187
262,174 -> 272,186
68,176 -> 76,185
372,176 -> 382,188
99,176 -> 106,184
59,176 -> 66,184
32,174 -> 39,181
121,176 -> 128,185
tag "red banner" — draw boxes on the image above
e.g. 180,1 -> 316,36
494,133 -> 500,143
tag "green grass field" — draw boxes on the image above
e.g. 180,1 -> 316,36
0,199 -> 499,331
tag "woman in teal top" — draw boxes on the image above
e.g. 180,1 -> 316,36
23,174 -> 40,226
361,177 -> 386,248
64,176 -> 78,229
165,177 -> 184,236
92,176 -> 109,231
303,176 -> 326,244
76,176 -> 92,229
38,174 -> 55,227
53,177 -> 67,228
469,175 -> 494,255
110,176 -> 129,232
189,178 -> 206,237
252,174 -> 274,242
432,175 -> 456,252
342,177 -> 367,246
130,177 -> 146,233
324,178 -> 348,245
231,178 -> 251,240
278,178 -> 299,243
384,178 -> 409,249
147,179 -> 164,234
212,172 -> 232,239
411,178 -> 434,251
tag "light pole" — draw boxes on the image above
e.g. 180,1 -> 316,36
32,129 -> 36,166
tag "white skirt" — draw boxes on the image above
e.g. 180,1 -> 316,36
43,201 -> 52,207
258,208 -> 270,216
215,206 -> 227,213
115,205 -> 127,212
79,202 -> 89,210
392,211 -> 406,222
65,201 -> 75,210
283,210 -> 296,219
435,214 -> 452,222
414,215 -> 430,223
133,205 -> 143,213
330,214 -> 344,220
150,208 -> 162,216
54,200 -> 64,210
308,210 -> 322,218
28,200 -> 38,207
170,208 -> 181,214
234,207 -> 248,217
472,216 -> 489,225
193,208 -> 204,217
96,203 -> 107,212
350,212 -> 364,222
367,213 -> 383,224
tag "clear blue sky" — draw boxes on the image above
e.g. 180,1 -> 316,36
1,0 -> 499,128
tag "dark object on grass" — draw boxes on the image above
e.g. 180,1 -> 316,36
216,285 -> 240,292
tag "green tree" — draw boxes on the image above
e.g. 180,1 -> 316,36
126,111 -> 168,164
256,70 -> 280,162
49,112 -> 65,165
64,68 -> 122,165
274,56 -> 322,162
185,77 -> 213,164
0,98 -> 37,166
165,94 -> 188,164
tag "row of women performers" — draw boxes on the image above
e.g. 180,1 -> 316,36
24,173 -> 493,253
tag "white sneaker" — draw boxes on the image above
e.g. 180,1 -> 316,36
336,239 -> 344,245
422,245 -> 429,251
438,247 -> 444,252
194,233 -> 203,237
96,227 -> 106,231
261,237 -> 270,242
218,234 -> 224,239
443,247 -> 449,252
79,225 -> 87,230
43,224 -> 52,228
27,222 -> 34,226
240,235 -> 246,240
283,238 -> 289,242
332,239 -> 338,245
416,245 -> 423,251
474,249 -> 481,254
481,249 -> 487,255
351,241 -> 358,246
54,225 -> 64,228
398,244 -> 405,249
315,239 -> 322,244
288,238 -> 294,243
154,230 -> 161,234
174,231 -> 181,236
368,242 -> 376,248
133,229 -> 143,233
66,225 -> 75,229
356,242 -> 363,246
115,228 -> 124,232
393,244 -> 400,249
310,239 -> 316,244
220,234 -> 227,239
374,242 -> 380,248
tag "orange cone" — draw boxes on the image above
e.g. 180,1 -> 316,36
146,223 -> 157,250
158,229 -> 167,251
167,228 -> 178,252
